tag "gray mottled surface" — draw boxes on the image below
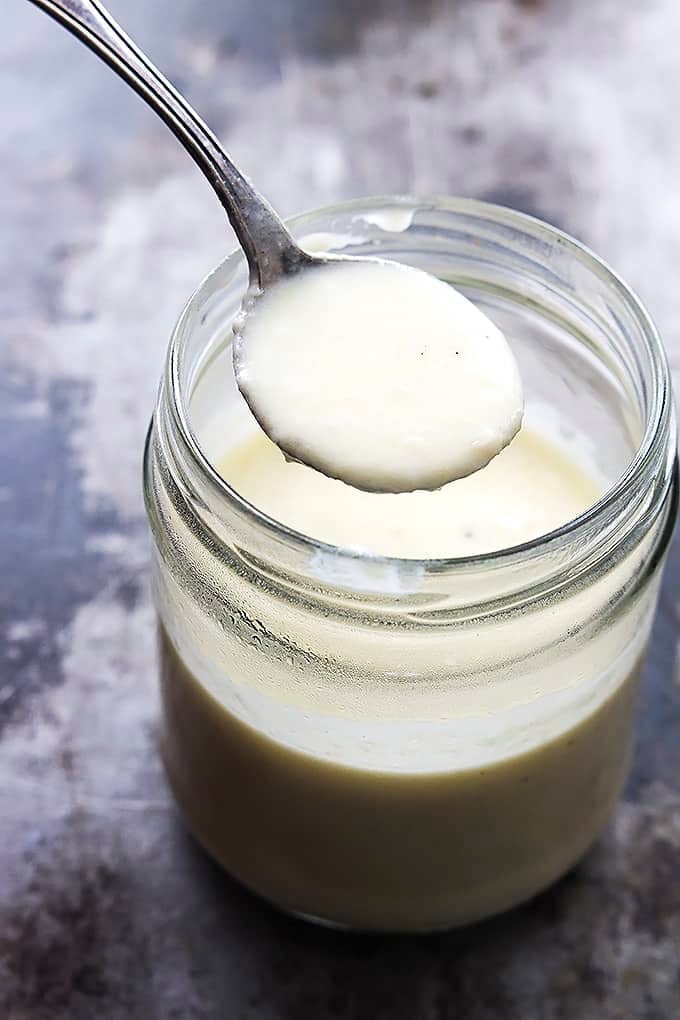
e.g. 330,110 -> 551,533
1,1 -> 679,1017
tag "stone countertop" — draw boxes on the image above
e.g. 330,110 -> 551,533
1,1 -> 679,1017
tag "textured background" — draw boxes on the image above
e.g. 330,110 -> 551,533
1,1 -> 679,1017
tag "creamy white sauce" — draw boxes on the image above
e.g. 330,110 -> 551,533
160,410 -> 647,931
360,208 -> 415,232
217,424 -> 598,559
233,259 -> 524,493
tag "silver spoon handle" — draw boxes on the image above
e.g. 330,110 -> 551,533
28,0 -> 306,287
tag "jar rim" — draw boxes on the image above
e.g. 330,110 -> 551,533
166,194 -> 674,577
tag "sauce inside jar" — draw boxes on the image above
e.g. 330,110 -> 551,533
157,403 -> 644,931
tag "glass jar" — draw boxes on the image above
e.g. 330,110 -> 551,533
144,197 -> 677,933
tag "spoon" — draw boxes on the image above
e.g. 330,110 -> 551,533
29,0 -> 524,493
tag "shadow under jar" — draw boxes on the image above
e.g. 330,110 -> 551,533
144,197 -> 677,933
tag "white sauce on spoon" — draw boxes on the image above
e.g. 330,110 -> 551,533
233,259 -> 523,493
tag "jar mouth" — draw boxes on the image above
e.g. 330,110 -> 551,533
167,194 -> 674,576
